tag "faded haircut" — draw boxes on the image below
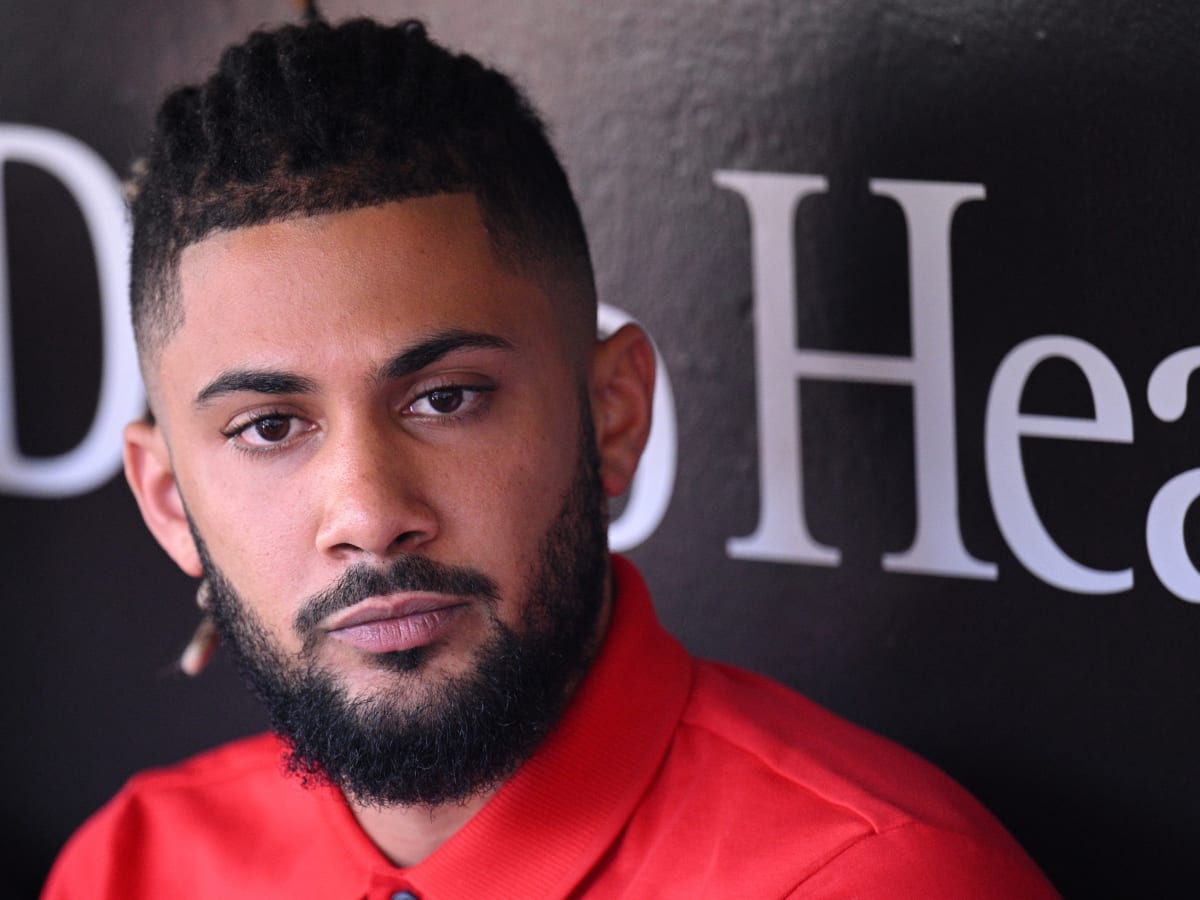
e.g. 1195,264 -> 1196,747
129,17 -> 595,373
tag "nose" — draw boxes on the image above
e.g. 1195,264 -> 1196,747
313,418 -> 438,561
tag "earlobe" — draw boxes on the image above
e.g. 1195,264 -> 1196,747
589,323 -> 656,497
123,420 -> 203,577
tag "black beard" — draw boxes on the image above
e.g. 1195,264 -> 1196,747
193,414 -> 609,808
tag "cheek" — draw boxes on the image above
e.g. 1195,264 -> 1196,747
181,470 -> 313,627
439,428 -> 575,571
191,484 -> 299,561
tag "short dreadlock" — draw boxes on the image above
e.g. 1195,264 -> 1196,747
129,17 -> 595,377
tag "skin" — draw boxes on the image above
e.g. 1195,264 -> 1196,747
123,193 -> 655,864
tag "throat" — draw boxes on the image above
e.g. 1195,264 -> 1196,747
349,787 -> 498,867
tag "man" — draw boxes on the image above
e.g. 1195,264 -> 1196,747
44,15 -> 1058,899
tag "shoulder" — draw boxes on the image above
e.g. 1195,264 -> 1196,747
66,732 -> 295,833
782,819 -> 1062,898
680,662 -> 998,835
636,661 -> 1059,897
41,733 -> 339,900
117,730 -> 285,790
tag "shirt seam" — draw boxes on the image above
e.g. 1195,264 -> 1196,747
678,712 -> 1013,851
675,714 -> 884,832
786,816 -> 1032,895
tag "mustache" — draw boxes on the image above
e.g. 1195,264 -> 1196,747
294,556 -> 500,636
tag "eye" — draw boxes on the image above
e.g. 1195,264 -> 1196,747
407,385 -> 492,417
225,412 -> 311,449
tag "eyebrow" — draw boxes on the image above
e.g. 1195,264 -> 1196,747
193,329 -> 514,408
379,329 -> 513,381
194,371 -> 317,407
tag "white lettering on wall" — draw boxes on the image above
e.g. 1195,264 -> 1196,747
1145,348 -> 1200,603
985,336 -> 1134,593
0,124 -> 143,497
717,168 -> 1200,603
715,171 -> 994,578
711,171 -> 834,565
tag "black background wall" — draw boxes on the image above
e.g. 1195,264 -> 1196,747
4,2 -> 1200,897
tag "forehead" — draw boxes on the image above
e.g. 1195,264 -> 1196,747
179,194 -> 514,331
160,195 -> 566,398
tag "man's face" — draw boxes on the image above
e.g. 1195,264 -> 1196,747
141,195 -> 614,803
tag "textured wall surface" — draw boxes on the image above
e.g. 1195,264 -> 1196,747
4,2 -> 1200,897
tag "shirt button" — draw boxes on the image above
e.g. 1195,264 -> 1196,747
391,893 -> 419,900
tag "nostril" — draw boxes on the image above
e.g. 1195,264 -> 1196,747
390,530 -> 426,551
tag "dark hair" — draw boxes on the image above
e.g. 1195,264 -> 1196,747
129,17 -> 595,366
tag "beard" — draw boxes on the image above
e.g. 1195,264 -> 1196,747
192,413 -> 609,808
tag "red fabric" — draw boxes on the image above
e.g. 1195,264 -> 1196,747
43,557 -> 1059,899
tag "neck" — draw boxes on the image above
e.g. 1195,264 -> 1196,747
350,789 -> 496,866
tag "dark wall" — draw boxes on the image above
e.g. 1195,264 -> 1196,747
4,2 -> 1199,897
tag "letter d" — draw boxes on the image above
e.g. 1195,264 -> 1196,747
0,125 -> 143,497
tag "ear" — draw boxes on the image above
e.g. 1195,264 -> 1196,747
124,420 -> 203,577
589,323 -> 656,497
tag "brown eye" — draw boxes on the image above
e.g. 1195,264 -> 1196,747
426,388 -> 464,414
407,384 -> 491,418
226,412 -> 313,451
253,416 -> 292,442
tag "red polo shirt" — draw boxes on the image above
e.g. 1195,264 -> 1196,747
43,557 -> 1058,898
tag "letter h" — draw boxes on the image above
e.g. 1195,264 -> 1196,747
714,172 -> 995,579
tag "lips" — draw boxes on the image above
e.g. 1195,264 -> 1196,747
322,594 -> 468,654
